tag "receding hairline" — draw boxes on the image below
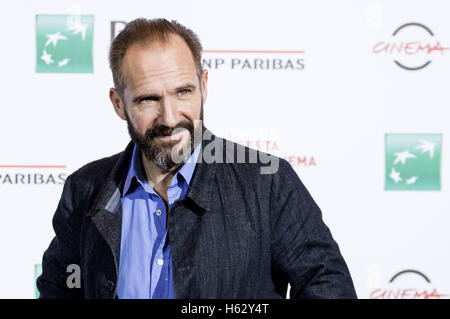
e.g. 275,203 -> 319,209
125,32 -> 196,60
120,33 -> 201,91
117,32 -> 202,97
109,18 -> 204,102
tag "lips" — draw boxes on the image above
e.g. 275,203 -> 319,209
154,130 -> 184,144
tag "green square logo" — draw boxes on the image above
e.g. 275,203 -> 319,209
34,264 -> 42,299
36,14 -> 94,73
385,133 -> 442,191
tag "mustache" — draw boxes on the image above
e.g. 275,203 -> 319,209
145,121 -> 194,139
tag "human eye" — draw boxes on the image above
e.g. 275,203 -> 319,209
140,96 -> 159,103
177,88 -> 192,96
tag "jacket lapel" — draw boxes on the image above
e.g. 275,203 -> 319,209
184,126 -> 218,212
87,141 -> 134,273
169,127 -> 221,298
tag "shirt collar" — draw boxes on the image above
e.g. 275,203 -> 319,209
123,142 -> 201,196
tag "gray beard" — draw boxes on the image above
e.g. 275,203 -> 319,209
124,111 -> 202,174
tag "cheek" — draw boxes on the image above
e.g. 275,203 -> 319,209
185,96 -> 203,120
130,111 -> 156,135
186,108 -> 201,122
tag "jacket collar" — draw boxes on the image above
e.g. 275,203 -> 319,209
185,127 -> 218,212
86,141 -> 134,217
123,142 -> 202,198
88,125 -> 218,217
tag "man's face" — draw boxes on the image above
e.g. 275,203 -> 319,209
111,34 -> 207,173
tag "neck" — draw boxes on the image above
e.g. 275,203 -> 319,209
140,152 -> 178,200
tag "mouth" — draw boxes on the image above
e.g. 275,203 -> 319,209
154,130 -> 184,143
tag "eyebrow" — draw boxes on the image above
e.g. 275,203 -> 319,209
175,84 -> 196,92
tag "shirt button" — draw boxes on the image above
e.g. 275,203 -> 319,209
104,280 -> 115,291
156,209 -> 162,216
157,258 -> 164,266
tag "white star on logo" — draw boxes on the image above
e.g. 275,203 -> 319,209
406,176 -> 418,185
393,150 -> 416,165
389,168 -> 402,183
45,32 -> 68,47
415,139 -> 436,159
40,49 -> 53,64
67,21 -> 88,40
58,58 -> 70,67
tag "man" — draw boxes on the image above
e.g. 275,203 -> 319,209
37,18 -> 357,299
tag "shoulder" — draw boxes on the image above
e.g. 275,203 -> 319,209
60,149 -> 126,210
69,151 -> 122,186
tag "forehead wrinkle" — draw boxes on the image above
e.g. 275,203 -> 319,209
132,70 -> 197,97
122,37 -> 198,96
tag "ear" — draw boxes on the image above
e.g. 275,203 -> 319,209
200,69 -> 208,103
109,88 -> 126,121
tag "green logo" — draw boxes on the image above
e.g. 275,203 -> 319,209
385,134 -> 442,191
36,14 -> 94,73
34,264 -> 42,299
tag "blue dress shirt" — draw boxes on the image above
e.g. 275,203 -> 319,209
116,143 -> 201,299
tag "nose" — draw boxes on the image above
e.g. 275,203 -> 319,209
158,97 -> 178,128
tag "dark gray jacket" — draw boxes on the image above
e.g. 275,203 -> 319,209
37,128 -> 357,299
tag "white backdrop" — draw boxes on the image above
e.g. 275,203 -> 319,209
0,0 -> 449,298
